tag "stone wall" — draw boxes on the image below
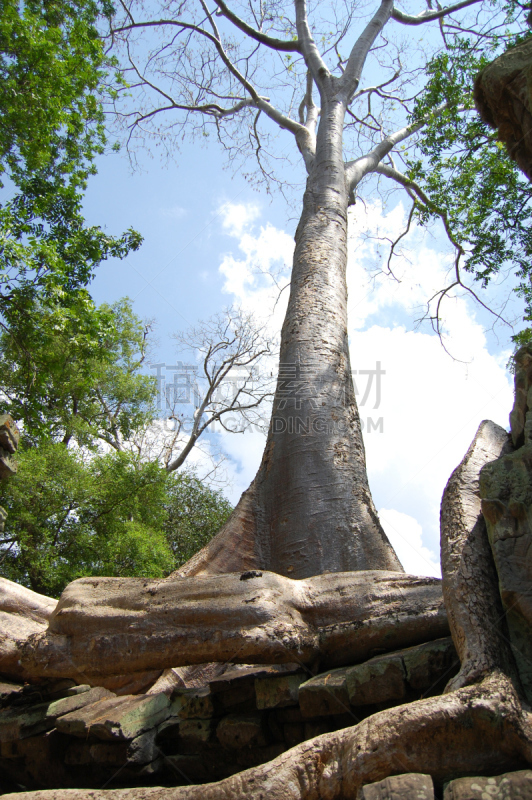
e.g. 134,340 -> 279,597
0,637 -> 458,792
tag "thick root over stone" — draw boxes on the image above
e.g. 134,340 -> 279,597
18,570 -> 448,682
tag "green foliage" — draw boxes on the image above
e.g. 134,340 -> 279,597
0,0 -> 142,364
407,34 -> 532,340
163,472 -> 233,568
0,0 -> 232,594
0,441 -> 174,597
1,297 -> 157,449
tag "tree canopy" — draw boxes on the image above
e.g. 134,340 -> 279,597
0,0 -> 141,371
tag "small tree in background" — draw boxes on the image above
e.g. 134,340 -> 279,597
163,472 -> 233,568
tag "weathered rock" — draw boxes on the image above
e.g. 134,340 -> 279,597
359,773 -> 434,800
55,693 -> 169,740
46,687 -> 114,721
0,415 -> 20,455
162,753 -> 213,784
65,728 -> 158,767
65,685 -> 91,696
0,702 -> 56,742
0,729 -> 71,789
475,38 -> 532,181
299,667 -> 351,718
171,686 -> 215,719
298,638 -> 458,718
255,674 -> 305,709
216,713 -> 267,749
444,770 -> 532,799
1,672 -> 531,800
346,653 -> 406,707
177,718 -> 217,752
0,447 -> 16,480
0,680 -> 23,700
208,663 -> 302,713
401,638 -> 458,695
283,721 -> 305,748
83,670 -> 164,696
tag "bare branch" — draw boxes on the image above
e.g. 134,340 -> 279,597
163,307 -> 274,473
391,0 -> 483,25
339,0 -> 394,100
345,102 -> 456,189
212,0 -> 302,52
294,0 -> 331,89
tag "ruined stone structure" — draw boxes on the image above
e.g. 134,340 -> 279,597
2,351 -> 532,796
475,37 -> 532,179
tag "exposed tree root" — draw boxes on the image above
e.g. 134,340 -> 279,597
18,570 -> 447,681
440,420 -> 522,692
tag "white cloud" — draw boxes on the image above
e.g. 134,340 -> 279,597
162,205 -> 187,220
379,508 -> 441,577
219,201 -> 261,237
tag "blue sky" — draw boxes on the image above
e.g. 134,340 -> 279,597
82,133 -> 517,579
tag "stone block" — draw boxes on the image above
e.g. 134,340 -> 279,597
162,754 -> 212,785
0,701 -> 55,742
217,713 -> 267,749
443,770 -> 532,799
46,686 -> 114,721
283,721 -> 305,748
0,448 -> 16,479
1,729 -> 71,788
358,773 -> 434,800
402,637 -> 458,694
66,728 -> 158,769
0,415 -> 19,454
56,692 -> 169,741
156,717 -> 181,743
209,663 -> 301,713
255,674 -> 305,709
178,717 -> 217,753
66,685 -> 92,696
275,707 -> 303,723
121,756 -> 163,779
0,681 -> 23,701
171,686 -> 215,719
346,655 -> 406,707
298,667 -> 350,718
267,712 -> 284,742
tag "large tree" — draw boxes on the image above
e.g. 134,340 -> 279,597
106,0 -> 530,579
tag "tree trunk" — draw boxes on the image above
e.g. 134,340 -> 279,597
179,99 -> 401,579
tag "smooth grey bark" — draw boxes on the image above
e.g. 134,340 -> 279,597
19,570 -> 446,679
179,3 -> 402,579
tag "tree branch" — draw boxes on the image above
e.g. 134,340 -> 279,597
294,0 -> 331,90
212,0 -> 302,52
339,0 -> 394,101
391,0 -> 483,25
